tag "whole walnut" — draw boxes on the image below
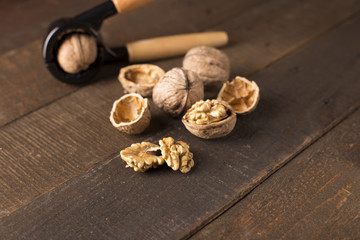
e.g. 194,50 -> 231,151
152,67 -> 204,117
183,46 -> 230,89
57,33 -> 98,74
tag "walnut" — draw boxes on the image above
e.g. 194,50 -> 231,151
182,99 -> 236,139
152,67 -> 204,117
217,76 -> 260,114
183,46 -> 230,89
57,33 -> 97,74
159,137 -> 194,173
184,99 -> 228,125
109,93 -> 150,134
119,64 -> 165,97
120,137 -> 194,173
120,142 -> 164,172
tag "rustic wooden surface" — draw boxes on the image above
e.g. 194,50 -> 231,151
0,0 -> 359,239
191,109 -> 360,240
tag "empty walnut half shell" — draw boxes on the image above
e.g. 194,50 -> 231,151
120,142 -> 164,172
109,93 -> 150,134
119,64 -> 165,97
217,76 -> 260,114
182,99 -> 236,139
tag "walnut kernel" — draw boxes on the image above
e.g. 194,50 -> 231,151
57,33 -> 97,74
119,64 -> 165,97
152,67 -> 204,117
120,137 -> 195,173
109,93 -> 150,134
183,46 -> 230,89
217,76 -> 260,114
185,99 -> 228,125
159,137 -> 194,173
182,99 -> 236,139
120,142 -> 164,172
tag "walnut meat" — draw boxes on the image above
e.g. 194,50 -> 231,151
183,46 -> 230,89
159,137 -> 194,173
109,93 -> 150,134
217,76 -> 260,114
182,99 -> 236,139
120,142 -> 164,172
57,33 -> 97,74
119,64 -> 165,97
120,137 -> 194,173
152,67 -> 204,117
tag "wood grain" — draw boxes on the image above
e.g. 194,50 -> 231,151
0,0 -> 103,55
1,0 -> 359,217
191,110 -> 360,240
0,0 -> 359,128
0,0 -> 264,129
0,9 -> 359,240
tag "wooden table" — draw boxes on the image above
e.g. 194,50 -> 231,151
0,0 -> 359,239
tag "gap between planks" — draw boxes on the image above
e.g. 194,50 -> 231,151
0,7 -> 359,239
189,110 -> 360,240
185,104 -> 360,240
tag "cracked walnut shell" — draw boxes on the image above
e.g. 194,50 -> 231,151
119,64 -> 165,97
159,137 -> 194,173
57,33 -> 97,74
152,67 -> 204,117
217,76 -> 260,114
183,46 -> 230,89
109,93 -> 150,134
182,99 -> 236,139
120,142 -> 164,172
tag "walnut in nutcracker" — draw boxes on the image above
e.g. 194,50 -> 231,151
182,99 -> 236,139
57,33 -> 97,74
183,46 -> 230,89
152,67 -> 204,117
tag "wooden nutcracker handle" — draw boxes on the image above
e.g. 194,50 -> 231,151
112,0 -> 154,13
126,31 -> 229,62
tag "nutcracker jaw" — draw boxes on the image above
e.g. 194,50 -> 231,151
42,1 -> 123,84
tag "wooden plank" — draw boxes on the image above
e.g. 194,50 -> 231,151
0,0 -> 265,128
0,0 -> 359,220
1,10 -> 359,240
191,109 -> 360,240
0,0 -> 105,126
0,0 -> 103,55
1,0 -> 358,217
0,0 -> 359,127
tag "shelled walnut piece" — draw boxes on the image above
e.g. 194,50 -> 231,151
182,99 -> 236,139
119,64 -> 165,97
217,76 -> 260,114
57,33 -> 97,74
159,137 -> 194,173
120,137 -> 195,173
120,142 -> 164,172
109,93 -> 150,134
185,99 -> 228,125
